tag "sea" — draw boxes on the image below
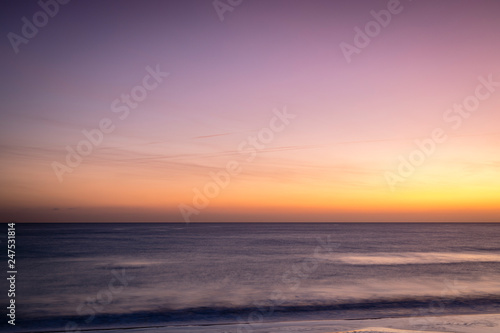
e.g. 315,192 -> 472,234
2,223 -> 500,333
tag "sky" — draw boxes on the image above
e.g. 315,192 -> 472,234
1,0 -> 499,222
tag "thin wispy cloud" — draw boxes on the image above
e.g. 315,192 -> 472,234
1,0 -> 499,221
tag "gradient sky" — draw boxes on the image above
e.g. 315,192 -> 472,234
1,0 -> 499,222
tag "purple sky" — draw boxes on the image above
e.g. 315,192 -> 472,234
1,0 -> 500,222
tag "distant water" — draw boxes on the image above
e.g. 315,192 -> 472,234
4,223 -> 500,332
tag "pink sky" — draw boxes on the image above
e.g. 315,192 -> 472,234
1,0 -> 499,222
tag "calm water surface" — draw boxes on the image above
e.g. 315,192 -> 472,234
3,223 -> 500,332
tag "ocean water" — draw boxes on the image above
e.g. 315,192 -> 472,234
3,223 -> 500,332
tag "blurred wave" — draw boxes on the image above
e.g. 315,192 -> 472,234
318,252 -> 500,265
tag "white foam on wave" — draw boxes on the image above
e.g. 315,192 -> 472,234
319,252 -> 500,265
335,328 -> 447,333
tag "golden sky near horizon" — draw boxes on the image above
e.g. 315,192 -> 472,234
1,0 -> 500,222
